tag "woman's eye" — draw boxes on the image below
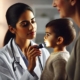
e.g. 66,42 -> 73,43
31,20 -> 36,23
21,22 -> 29,27
20,20 -> 36,27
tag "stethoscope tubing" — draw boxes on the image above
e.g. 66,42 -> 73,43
11,39 -> 43,72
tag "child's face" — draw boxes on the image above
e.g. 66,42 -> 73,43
44,27 -> 58,48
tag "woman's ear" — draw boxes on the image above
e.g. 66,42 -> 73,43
8,25 -> 16,34
70,0 -> 77,6
56,36 -> 64,45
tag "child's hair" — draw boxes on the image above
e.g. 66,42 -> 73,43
46,18 -> 76,46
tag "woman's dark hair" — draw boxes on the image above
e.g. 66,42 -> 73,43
4,3 -> 33,46
46,18 -> 76,46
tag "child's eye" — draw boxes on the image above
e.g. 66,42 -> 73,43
46,33 -> 50,37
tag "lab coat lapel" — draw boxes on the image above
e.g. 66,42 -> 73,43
12,39 -> 27,70
9,39 -> 43,74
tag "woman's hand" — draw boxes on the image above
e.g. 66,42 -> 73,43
26,45 -> 41,73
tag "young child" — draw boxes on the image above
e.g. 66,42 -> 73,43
40,18 -> 76,80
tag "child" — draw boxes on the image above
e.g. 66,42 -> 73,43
40,18 -> 76,80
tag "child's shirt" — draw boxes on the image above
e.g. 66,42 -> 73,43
40,51 -> 70,80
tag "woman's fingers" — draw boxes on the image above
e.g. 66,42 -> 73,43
28,45 -> 38,51
26,45 -> 42,72
27,46 -> 41,58
28,49 -> 41,56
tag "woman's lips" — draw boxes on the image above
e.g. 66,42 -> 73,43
27,31 -> 36,35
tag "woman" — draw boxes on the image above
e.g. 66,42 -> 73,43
0,3 -> 50,80
52,0 -> 80,80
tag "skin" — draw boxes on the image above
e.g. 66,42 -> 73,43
52,0 -> 80,27
44,27 -> 57,48
9,10 -> 41,73
44,27 -> 66,52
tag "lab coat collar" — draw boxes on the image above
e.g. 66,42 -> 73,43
8,39 -> 38,70
7,39 -> 43,74
7,39 -> 27,70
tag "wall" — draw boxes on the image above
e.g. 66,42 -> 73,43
0,0 -> 55,52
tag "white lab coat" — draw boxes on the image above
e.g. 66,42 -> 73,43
0,39 -> 50,80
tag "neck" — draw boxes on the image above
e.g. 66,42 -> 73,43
71,10 -> 80,27
15,38 -> 31,54
53,46 -> 66,53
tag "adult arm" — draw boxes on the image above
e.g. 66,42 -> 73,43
74,36 -> 80,80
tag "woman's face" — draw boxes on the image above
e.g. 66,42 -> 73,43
44,27 -> 57,48
52,0 -> 73,18
15,10 -> 37,40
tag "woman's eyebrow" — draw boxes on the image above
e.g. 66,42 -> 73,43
19,20 -> 28,24
31,17 -> 35,20
19,17 -> 35,24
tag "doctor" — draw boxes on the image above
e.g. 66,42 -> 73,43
0,3 -> 50,80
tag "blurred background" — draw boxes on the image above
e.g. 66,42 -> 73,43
0,0 -> 79,53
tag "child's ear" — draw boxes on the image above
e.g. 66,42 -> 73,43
56,36 -> 64,45
8,25 -> 16,34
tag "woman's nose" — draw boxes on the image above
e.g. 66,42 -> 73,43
29,23 -> 34,30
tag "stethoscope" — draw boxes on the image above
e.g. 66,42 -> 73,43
11,39 -> 43,72
11,39 -> 22,71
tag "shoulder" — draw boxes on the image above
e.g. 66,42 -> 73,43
0,45 -> 8,56
59,51 -> 70,58
75,34 -> 80,48
51,52 -> 69,67
73,34 -> 80,51
50,51 -> 70,63
57,51 -> 70,62
71,34 -> 80,60
0,42 -> 12,63
0,47 -> 9,66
